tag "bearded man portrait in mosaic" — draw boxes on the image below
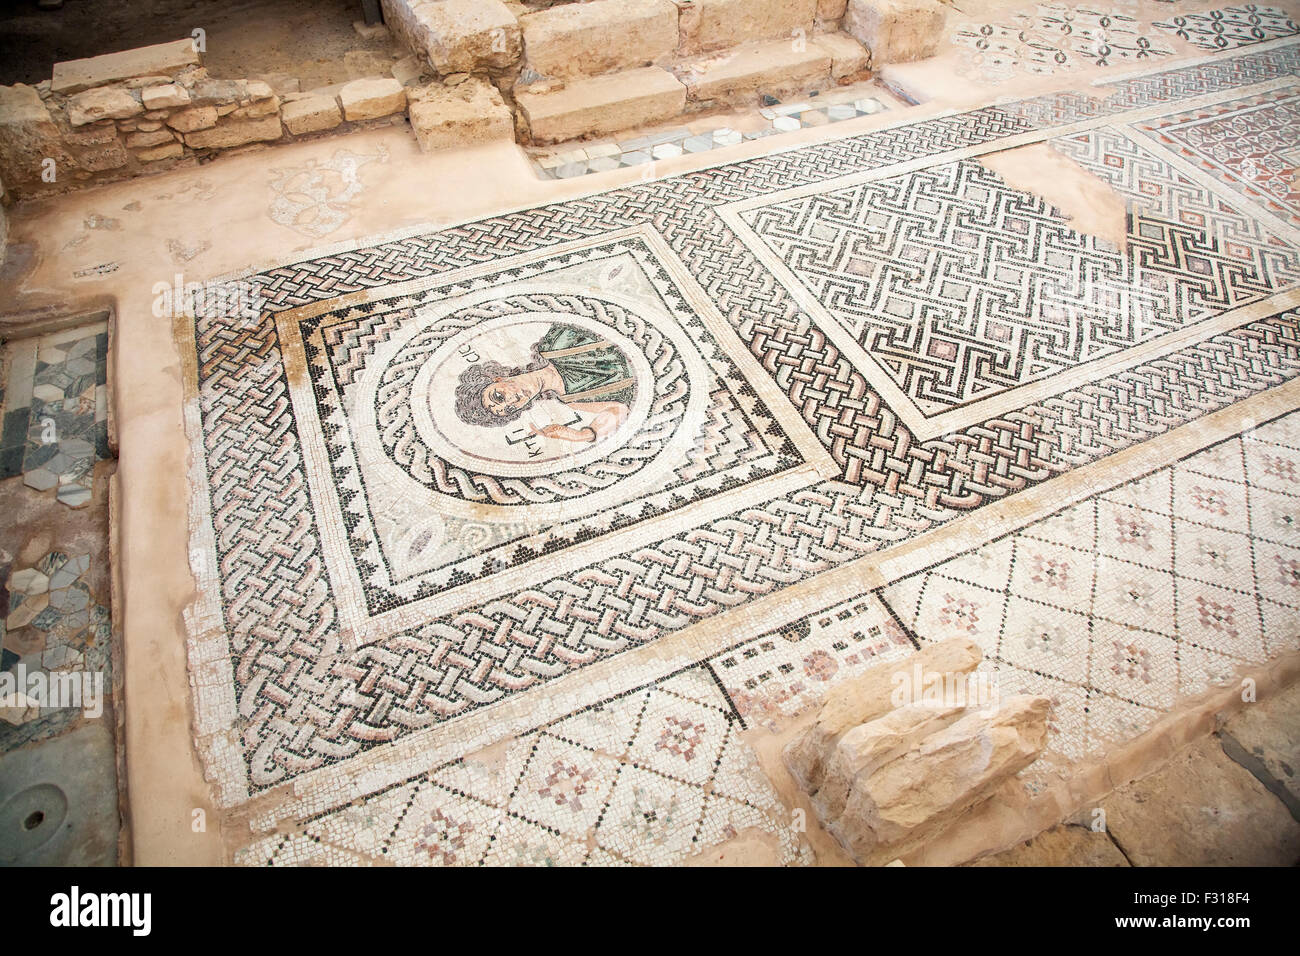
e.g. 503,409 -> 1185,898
453,322 -> 637,446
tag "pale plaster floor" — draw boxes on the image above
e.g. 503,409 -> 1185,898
3,24 -> 1299,864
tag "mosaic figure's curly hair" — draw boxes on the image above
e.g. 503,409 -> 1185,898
453,349 -> 557,428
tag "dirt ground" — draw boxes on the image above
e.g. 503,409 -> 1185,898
0,0 -> 399,88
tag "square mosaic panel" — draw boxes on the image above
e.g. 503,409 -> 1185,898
1139,87 -> 1300,226
282,230 -> 832,642
724,126 -> 1300,437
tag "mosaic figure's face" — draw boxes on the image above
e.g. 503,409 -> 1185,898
482,374 -> 530,418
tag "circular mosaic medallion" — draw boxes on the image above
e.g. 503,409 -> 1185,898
372,291 -> 695,506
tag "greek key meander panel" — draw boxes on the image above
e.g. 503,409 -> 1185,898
733,126 -> 1300,426
185,43 -> 1300,804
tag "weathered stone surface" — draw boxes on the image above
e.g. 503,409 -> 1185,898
834,696 -> 1051,864
67,88 -> 142,126
379,0 -> 431,56
232,96 -> 280,120
0,84 -> 71,190
969,824 -> 1130,867
187,79 -> 245,107
51,39 -> 200,95
1103,736 -> 1300,866
166,106 -> 219,133
1223,681 -> 1300,803
678,41 -> 830,104
818,0 -> 850,18
521,0 -> 678,79
75,140 -> 128,171
817,702 -> 965,820
0,694 -> 40,726
844,0 -> 946,64
184,114 -> 282,149
417,0 -> 522,74
391,55 -> 427,87
124,128 -> 174,148
339,77 -> 407,121
242,80 -> 276,102
692,0 -> 817,51
134,142 -> 184,162
281,94 -> 342,135
256,73 -> 301,95
345,50 -> 398,81
785,637 -> 982,792
62,124 -> 118,146
407,77 -> 514,152
123,75 -> 172,90
516,66 -> 685,143
812,31 -> 871,77
141,83 -> 190,110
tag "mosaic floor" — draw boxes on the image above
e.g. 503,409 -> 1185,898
950,3 -> 1300,84
177,39 -> 1300,864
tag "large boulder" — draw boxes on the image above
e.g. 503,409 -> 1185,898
834,696 -> 1051,864
784,635 -> 982,792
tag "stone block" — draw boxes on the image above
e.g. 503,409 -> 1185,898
817,702 -> 966,820
969,824 -> 1130,867
67,88 -> 142,126
1103,736 -> 1300,866
812,31 -> 870,76
124,128 -> 174,148
692,0 -> 817,51
0,84 -> 72,191
281,94 -> 342,135
134,142 -> 184,162
184,114 -> 282,150
408,77 -> 514,152
417,0 -> 522,74
141,83 -> 190,110
844,0 -> 946,64
339,77 -> 407,121
166,106 -> 219,133
784,636 -> 982,793
521,0 -> 678,79
51,39 -> 200,95
1223,680 -> 1300,804
834,696 -> 1051,864
516,66 -> 686,144
678,40 -> 831,104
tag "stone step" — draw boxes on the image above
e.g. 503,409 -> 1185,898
517,67 -> 687,144
845,0 -> 947,65
521,0 -> 679,80
685,0 -> 818,53
408,77 -> 515,152
677,39 -> 834,106
51,38 -> 200,95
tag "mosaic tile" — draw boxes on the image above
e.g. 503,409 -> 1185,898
881,411 -> 1300,762
954,3 -> 1178,83
1155,4 -> 1300,50
0,549 -> 111,751
1140,88 -> 1300,227
240,664 -> 812,867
